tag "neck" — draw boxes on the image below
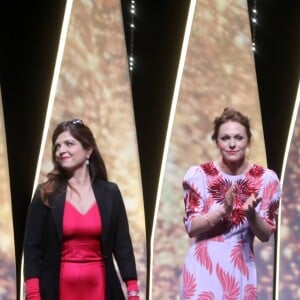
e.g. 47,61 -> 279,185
68,167 -> 91,187
219,159 -> 249,175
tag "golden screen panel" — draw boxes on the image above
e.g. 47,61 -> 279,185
277,82 -> 300,299
0,89 -> 16,299
21,0 -> 146,298
151,0 -> 272,299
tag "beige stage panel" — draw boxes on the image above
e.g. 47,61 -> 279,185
20,0 -> 146,299
151,0 -> 272,299
0,88 -> 16,299
277,82 -> 300,300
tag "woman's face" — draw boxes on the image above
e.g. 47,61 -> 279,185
54,130 -> 92,172
216,121 -> 249,164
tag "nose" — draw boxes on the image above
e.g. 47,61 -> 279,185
229,139 -> 236,149
57,145 -> 67,156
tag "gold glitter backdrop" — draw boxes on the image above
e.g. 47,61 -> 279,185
20,0 -> 146,298
151,1 -> 273,299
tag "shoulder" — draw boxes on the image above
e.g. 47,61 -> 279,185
250,164 -> 280,183
92,179 -> 122,199
183,162 -> 217,180
264,168 -> 280,184
30,183 -> 44,203
184,165 -> 202,181
27,184 -> 49,212
93,179 -> 119,191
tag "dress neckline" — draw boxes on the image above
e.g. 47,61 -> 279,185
65,200 -> 97,216
213,161 -> 253,177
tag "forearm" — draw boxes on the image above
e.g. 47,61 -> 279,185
25,278 -> 41,300
188,207 -> 227,237
126,279 -> 140,299
246,211 -> 272,242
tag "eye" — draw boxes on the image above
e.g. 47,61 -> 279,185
66,141 -> 75,146
235,135 -> 244,140
220,135 -> 230,141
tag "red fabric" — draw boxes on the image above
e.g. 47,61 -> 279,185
126,279 -> 139,291
25,278 -> 41,300
126,279 -> 140,299
60,201 -> 105,300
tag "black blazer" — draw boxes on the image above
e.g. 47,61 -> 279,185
23,179 -> 138,300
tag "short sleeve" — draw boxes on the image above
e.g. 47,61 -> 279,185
182,166 -> 206,232
259,169 -> 281,232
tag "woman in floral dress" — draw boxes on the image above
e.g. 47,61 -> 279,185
180,108 -> 281,300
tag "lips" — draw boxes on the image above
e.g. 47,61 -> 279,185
227,151 -> 237,155
60,156 -> 71,161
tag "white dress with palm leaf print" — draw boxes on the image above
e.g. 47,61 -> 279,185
180,162 -> 280,300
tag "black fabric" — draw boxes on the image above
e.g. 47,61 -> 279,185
23,179 -> 137,300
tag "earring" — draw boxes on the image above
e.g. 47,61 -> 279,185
86,157 -> 89,165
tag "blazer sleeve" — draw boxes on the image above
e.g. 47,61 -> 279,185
23,186 -> 49,279
111,184 -> 138,281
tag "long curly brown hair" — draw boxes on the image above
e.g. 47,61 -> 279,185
40,119 -> 108,205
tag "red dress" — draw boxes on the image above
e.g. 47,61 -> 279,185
60,201 -> 105,300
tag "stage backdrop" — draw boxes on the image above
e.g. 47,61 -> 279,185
278,82 -> 300,299
20,0 -> 146,298
151,0 -> 274,299
0,88 -> 16,300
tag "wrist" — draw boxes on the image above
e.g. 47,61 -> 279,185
218,206 -> 229,218
128,290 -> 140,297
245,209 -> 257,221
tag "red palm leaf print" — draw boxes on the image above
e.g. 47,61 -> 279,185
194,242 -> 213,274
183,266 -> 198,299
229,209 -> 246,229
203,196 -> 215,213
248,165 -> 264,178
210,235 -> 224,243
262,181 -> 279,211
230,243 -> 249,279
197,291 -> 215,300
234,179 -> 257,206
183,181 -> 201,220
183,181 -> 201,209
183,181 -> 200,206
243,284 -> 257,300
201,162 -> 219,176
216,263 -> 240,300
208,178 -> 232,204
268,200 -> 279,221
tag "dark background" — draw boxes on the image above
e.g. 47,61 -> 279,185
1,1 -> 299,298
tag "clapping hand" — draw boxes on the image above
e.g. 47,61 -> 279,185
242,193 -> 262,218
224,185 -> 235,214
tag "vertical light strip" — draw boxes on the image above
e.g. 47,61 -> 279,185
0,87 -> 16,299
19,1 -> 73,299
151,1 -> 268,298
21,0 -> 147,298
149,1 -> 196,298
32,0 -> 74,194
274,81 -> 300,300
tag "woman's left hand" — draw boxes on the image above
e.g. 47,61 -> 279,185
242,193 -> 261,218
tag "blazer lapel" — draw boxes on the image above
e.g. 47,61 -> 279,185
93,180 -> 112,245
50,188 -> 66,242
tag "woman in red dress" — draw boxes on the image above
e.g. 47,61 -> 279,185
23,119 -> 140,300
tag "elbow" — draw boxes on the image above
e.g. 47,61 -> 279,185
188,232 -> 194,238
258,235 -> 270,243
187,228 -> 197,238
257,231 -> 272,243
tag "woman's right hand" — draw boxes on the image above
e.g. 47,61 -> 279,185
223,185 -> 235,214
